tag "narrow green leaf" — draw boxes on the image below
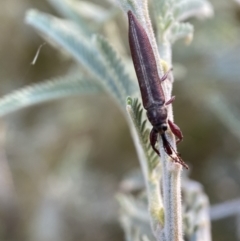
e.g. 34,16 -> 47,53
48,0 -> 114,26
151,0 -> 168,18
174,0 -> 213,21
170,22 -> 194,44
25,10 -> 125,106
126,97 -> 159,172
47,0 -> 92,36
127,96 -> 133,105
95,35 -> 136,97
141,120 -> 147,132
0,74 -> 102,117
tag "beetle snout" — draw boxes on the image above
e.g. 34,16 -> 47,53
160,123 -> 168,132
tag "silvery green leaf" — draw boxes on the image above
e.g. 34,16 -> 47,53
25,10 -> 125,106
182,178 -> 211,241
0,74 -> 102,117
174,0 -> 213,21
151,0 -> 171,18
126,97 -> 159,172
65,0 -> 113,23
47,0 -> 91,36
49,0 -> 115,24
170,22 -> 194,44
117,193 -> 155,241
95,35 -> 137,97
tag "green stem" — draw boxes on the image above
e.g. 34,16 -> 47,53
137,1 -> 184,240
160,147 -> 183,241
126,110 -> 164,239
159,41 -> 172,66
158,21 -> 184,241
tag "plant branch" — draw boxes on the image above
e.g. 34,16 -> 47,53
160,146 -> 183,241
118,0 -> 213,240
126,99 -> 164,238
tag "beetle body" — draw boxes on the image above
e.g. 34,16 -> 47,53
128,11 -> 188,169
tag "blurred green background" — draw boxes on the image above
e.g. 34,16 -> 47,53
1,0 -> 240,240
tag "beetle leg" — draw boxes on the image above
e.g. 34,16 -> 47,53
161,133 -> 172,155
165,96 -> 176,105
150,128 -> 160,155
168,120 -> 183,144
161,133 -> 189,169
160,67 -> 173,82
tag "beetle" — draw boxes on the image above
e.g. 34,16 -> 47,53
128,11 -> 188,169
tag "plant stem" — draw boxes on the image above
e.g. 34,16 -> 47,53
129,1 -> 184,240
160,147 -> 183,241
159,65 -> 183,241
158,16 -> 184,241
159,41 -> 172,67
126,112 -> 164,239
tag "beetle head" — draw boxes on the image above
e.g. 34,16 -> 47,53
147,106 -> 168,133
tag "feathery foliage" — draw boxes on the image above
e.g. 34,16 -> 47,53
25,10 -> 126,106
174,0 -> 213,21
0,0 -> 214,240
48,0 -> 116,31
119,1 -> 213,241
0,3 -> 139,116
152,0 -> 213,44
47,0 -> 92,36
126,97 -> 159,172
170,22 -> 194,44
0,73 -> 102,117
95,35 -> 137,97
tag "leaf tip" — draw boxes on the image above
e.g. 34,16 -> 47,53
126,96 -> 132,106
25,9 -> 38,24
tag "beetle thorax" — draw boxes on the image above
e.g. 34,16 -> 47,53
147,106 -> 168,133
